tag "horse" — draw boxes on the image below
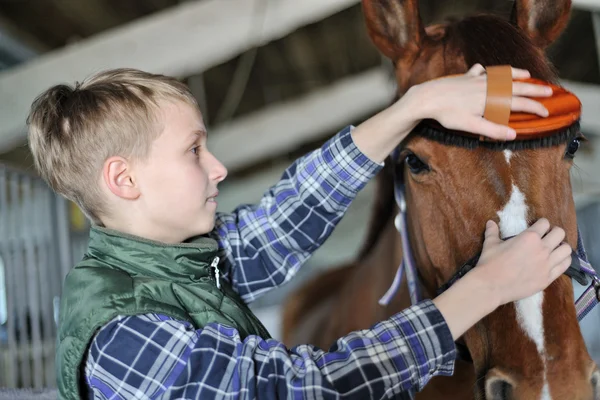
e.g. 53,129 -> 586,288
281,1 -> 600,399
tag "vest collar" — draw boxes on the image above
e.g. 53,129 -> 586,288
86,225 -> 219,283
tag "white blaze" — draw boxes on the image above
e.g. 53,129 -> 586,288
504,150 -> 513,164
497,184 -> 551,400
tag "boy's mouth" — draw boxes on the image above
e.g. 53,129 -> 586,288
207,191 -> 219,203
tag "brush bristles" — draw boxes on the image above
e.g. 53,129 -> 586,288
411,120 -> 581,151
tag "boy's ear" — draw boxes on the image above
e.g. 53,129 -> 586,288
103,156 -> 140,200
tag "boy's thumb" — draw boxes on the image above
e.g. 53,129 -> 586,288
484,220 -> 500,242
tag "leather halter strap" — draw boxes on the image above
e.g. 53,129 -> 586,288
483,65 -> 513,127
436,240 -> 596,296
377,71 -> 593,363
380,180 -> 600,324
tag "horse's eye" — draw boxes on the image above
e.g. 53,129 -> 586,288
565,138 -> 581,159
405,153 -> 429,174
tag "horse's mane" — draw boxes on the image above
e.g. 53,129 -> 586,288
356,13 -> 562,261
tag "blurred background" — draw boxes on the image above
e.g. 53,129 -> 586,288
0,0 -> 599,396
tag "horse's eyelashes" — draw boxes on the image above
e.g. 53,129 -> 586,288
405,153 -> 430,174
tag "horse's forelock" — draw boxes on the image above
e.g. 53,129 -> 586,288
451,14 -> 559,82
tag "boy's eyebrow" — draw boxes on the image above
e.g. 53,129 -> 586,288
188,130 -> 207,143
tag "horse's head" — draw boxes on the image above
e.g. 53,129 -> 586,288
362,0 -> 599,398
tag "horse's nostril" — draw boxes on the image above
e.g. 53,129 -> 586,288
485,368 -> 515,400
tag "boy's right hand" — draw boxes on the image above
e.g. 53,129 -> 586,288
407,64 -> 553,141
475,218 -> 572,308
351,64 -> 551,164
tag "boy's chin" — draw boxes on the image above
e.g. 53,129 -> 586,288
187,219 -> 215,238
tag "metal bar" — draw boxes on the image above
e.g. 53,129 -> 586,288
36,182 -> 57,387
22,175 -> 43,388
0,166 -> 16,388
43,189 -> 61,333
10,173 -> 31,387
0,165 -> 71,388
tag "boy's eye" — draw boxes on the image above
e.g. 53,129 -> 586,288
191,146 -> 200,155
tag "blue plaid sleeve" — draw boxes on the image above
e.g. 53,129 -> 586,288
210,126 -> 383,303
84,300 -> 456,399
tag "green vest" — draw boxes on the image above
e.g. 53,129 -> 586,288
55,226 -> 271,400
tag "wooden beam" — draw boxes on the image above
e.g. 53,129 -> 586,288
51,0 -> 123,35
208,68 -> 396,172
0,0 -> 597,158
207,71 -> 600,173
572,0 -> 600,12
0,14 -> 49,54
0,0 -> 361,153
592,12 -> 600,68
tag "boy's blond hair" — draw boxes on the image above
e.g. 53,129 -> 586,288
27,68 -> 198,224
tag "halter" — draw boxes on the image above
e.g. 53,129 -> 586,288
378,67 -> 599,323
378,177 -> 600,323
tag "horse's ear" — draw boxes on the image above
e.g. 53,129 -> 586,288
511,0 -> 572,48
361,0 -> 425,61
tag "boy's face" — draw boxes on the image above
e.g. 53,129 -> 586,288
133,101 -> 227,243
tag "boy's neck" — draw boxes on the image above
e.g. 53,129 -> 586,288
100,217 -> 188,244
91,224 -> 214,247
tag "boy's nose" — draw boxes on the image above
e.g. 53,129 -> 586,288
208,152 -> 228,182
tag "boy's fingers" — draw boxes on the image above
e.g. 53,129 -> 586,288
527,218 -> 551,237
542,227 -> 566,249
510,97 -> 549,117
462,117 -> 516,141
512,82 -> 553,98
549,256 -> 572,282
511,67 -> 531,80
549,243 -> 572,267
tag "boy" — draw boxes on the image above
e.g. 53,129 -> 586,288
27,64 -> 570,399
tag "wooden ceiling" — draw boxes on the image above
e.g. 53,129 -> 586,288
0,0 -> 598,172
0,0 -> 180,51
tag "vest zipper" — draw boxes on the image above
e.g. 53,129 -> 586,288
211,256 -> 221,290
207,257 -> 269,337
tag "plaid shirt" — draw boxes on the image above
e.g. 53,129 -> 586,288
84,126 -> 457,399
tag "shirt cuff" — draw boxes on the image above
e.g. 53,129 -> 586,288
390,299 -> 457,391
320,125 -> 384,193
